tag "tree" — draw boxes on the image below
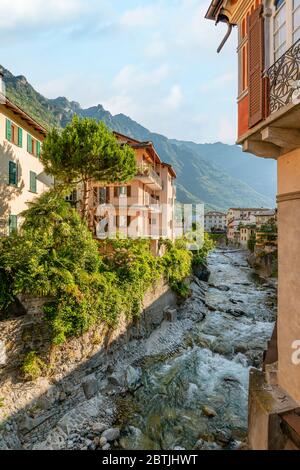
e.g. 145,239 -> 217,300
41,116 -> 136,224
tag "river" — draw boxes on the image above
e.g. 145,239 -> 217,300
116,248 -> 277,450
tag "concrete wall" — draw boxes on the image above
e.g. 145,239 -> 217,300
277,148 -> 300,404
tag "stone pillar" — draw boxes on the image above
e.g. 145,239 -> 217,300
277,148 -> 300,404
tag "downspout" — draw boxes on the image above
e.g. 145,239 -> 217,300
216,18 -> 233,53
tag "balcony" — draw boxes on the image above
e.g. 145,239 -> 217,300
135,164 -> 163,190
237,39 -> 300,159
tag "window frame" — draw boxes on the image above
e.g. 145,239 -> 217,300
270,0 -> 300,65
29,171 -> 37,193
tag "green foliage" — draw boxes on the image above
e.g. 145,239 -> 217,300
0,192 -> 193,344
21,351 -> 47,381
192,233 -> 215,266
248,232 -> 256,253
41,116 -> 136,221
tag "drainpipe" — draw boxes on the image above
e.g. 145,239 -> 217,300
216,17 -> 233,53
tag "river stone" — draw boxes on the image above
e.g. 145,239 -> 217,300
0,341 -> 7,366
92,422 -> 107,433
99,436 -> 107,446
82,374 -> 98,399
164,308 -> 178,323
108,372 -> 124,387
102,443 -> 111,450
202,405 -> 217,418
101,428 -> 120,442
215,429 -> 232,445
125,366 -> 142,390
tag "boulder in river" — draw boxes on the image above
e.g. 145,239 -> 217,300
101,428 -> 120,442
202,405 -> 217,418
125,366 -> 142,391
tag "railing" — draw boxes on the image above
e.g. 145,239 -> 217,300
267,39 -> 300,114
136,164 -> 162,188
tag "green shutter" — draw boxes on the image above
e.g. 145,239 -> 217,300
30,171 -> 37,193
9,161 -> 17,186
6,119 -> 12,142
27,134 -> 33,154
9,215 -> 18,235
36,141 -> 41,158
18,127 -> 23,147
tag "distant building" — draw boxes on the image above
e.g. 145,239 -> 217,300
239,225 -> 256,248
0,84 -> 50,236
254,209 -> 277,227
89,132 -> 177,254
204,211 -> 226,233
227,207 -> 269,225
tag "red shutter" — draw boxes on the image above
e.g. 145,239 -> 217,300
127,186 -> 131,198
248,5 -> 265,128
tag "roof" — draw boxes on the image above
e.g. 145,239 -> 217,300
254,210 -> 276,217
205,211 -> 226,216
227,207 -> 270,212
114,130 -> 176,178
0,94 -> 47,137
161,162 -> 176,179
205,0 -> 226,21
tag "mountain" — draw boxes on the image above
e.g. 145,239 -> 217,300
0,65 -> 276,211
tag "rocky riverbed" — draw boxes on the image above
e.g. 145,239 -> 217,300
4,248 -> 276,451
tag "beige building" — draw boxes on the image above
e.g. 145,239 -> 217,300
227,207 -> 269,225
204,211 -> 226,232
0,92 -> 49,236
89,132 -> 177,252
254,209 -> 277,227
239,224 -> 256,248
206,0 -> 300,450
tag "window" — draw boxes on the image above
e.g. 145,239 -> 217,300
9,161 -> 18,186
114,186 -> 131,197
272,0 -> 300,62
65,189 -> 77,205
6,119 -> 23,147
274,1 -> 287,61
9,215 -> 18,235
294,0 -> 300,42
27,134 -> 41,158
99,187 -> 107,204
29,171 -> 37,193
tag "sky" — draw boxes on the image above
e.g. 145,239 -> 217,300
0,0 -> 238,144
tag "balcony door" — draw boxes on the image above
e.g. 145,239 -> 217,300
270,0 -> 300,64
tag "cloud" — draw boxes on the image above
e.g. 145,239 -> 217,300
0,0 -> 84,30
163,85 -> 184,110
144,33 -> 167,58
120,4 -> 162,28
199,73 -> 235,92
113,64 -> 170,92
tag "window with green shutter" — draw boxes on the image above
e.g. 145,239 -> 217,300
9,215 -> 18,235
18,127 -> 23,147
8,161 -> 18,186
36,141 -> 41,158
6,119 -> 12,142
29,171 -> 37,193
27,134 -> 33,154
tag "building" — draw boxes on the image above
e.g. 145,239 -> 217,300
206,0 -> 300,450
204,210 -> 227,232
227,207 -> 269,225
239,224 -> 256,248
254,209 -> 277,227
0,82 -> 49,236
89,132 -> 177,252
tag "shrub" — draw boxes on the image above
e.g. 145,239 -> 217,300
21,351 -> 47,380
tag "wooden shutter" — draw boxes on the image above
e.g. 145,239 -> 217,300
27,134 -> 33,154
36,141 -> 41,158
127,216 -> 131,227
127,186 -> 131,197
9,215 -> 18,235
248,5 -> 265,128
30,171 -> 37,193
6,119 -> 12,142
9,161 -> 17,185
114,187 -> 119,197
18,127 -> 23,147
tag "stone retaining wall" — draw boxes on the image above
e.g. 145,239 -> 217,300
0,278 -> 177,449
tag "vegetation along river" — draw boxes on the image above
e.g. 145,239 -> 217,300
116,248 -> 276,450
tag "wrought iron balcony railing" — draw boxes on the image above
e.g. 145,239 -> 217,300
267,39 -> 300,114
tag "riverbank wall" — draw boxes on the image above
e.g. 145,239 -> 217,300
0,276 -> 180,449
